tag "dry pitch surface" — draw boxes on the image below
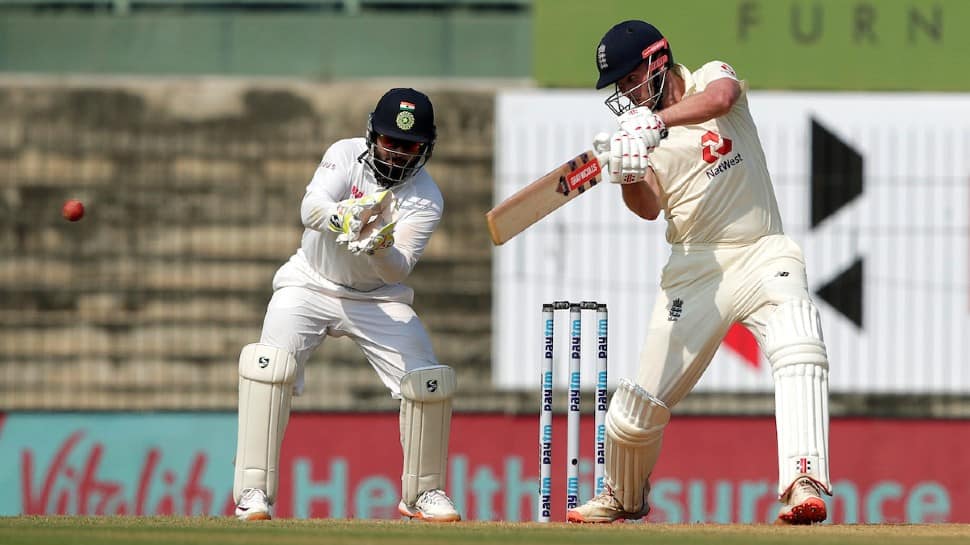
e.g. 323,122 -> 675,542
2,517 -> 969,545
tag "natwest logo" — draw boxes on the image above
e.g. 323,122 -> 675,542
701,131 -> 732,164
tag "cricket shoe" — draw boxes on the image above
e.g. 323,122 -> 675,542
398,489 -> 461,522
776,477 -> 827,525
566,487 -> 649,523
235,488 -> 272,521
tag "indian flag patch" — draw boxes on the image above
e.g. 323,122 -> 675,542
399,101 -> 416,112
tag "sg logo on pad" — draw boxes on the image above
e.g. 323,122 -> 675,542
258,356 -> 271,368
425,379 -> 438,393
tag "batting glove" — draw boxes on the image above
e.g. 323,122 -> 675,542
327,190 -> 395,244
608,130 -> 649,184
617,107 -> 666,151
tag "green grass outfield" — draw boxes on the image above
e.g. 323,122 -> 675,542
2,517 -> 969,545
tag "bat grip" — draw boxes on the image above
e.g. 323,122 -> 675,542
594,127 -> 668,167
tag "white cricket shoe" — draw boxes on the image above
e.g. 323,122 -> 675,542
566,487 -> 649,523
235,488 -> 272,521
776,477 -> 827,525
398,489 -> 461,522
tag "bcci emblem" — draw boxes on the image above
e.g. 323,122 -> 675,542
396,111 -> 415,131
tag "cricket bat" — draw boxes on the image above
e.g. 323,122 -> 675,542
486,148 -> 609,246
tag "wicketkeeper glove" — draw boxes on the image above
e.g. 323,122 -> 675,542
327,190 -> 396,244
348,220 -> 397,256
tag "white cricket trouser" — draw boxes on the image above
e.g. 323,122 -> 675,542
635,234 -> 814,405
259,285 -> 437,397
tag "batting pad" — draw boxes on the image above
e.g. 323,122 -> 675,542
765,299 -> 832,496
234,343 -> 297,504
605,379 -> 671,512
399,365 -> 457,504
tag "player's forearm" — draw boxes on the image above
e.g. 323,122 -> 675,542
366,247 -> 414,284
300,193 -> 338,232
621,180 -> 661,220
659,80 -> 740,127
367,212 -> 437,283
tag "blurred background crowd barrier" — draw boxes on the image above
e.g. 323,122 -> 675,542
0,79 -> 497,411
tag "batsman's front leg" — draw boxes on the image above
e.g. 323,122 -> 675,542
567,379 -> 669,523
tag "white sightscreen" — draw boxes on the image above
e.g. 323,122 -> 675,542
492,90 -> 970,394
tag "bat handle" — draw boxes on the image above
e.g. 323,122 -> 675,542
596,126 -> 667,148
592,132 -> 611,155
596,151 -> 610,168
593,127 -> 668,166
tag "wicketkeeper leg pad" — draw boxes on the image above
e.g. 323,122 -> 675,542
766,299 -> 832,497
604,378 -> 671,513
399,365 -> 457,505
234,343 -> 297,504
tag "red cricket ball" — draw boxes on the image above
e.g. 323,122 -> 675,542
62,199 -> 85,222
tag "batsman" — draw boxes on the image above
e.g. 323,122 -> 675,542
568,20 -> 832,524
232,88 -> 460,522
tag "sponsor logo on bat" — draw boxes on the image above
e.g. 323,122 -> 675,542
557,154 -> 601,196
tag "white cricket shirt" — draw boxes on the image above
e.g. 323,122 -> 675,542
648,62 -> 783,245
275,137 -> 443,299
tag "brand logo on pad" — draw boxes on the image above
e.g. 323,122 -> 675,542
258,356 -> 270,368
425,379 -> 438,392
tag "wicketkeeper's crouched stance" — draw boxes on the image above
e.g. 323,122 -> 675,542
233,88 -> 461,522
567,21 -> 831,525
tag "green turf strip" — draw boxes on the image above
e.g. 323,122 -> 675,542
1,517 -> 969,545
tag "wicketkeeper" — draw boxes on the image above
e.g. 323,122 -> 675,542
232,88 -> 460,522
568,20 -> 832,525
